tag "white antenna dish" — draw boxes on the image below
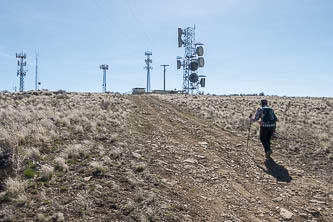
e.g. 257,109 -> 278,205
200,78 -> 205,87
196,46 -> 204,56
198,57 -> 205,67
178,28 -> 183,47
177,60 -> 181,69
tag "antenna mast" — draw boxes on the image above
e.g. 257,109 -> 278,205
160,64 -> 169,91
144,51 -> 152,93
99,64 -> 109,93
16,52 -> 27,92
177,25 -> 206,94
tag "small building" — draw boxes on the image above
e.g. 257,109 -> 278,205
132,88 -> 146,94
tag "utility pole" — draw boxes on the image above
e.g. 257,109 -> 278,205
16,52 -> 27,92
160,64 -> 169,91
35,51 -> 39,91
144,51 -> 152,93
99,64 -> 109,93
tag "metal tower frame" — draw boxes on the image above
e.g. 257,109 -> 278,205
99,64 -> 109,93
16,52 -> 27,92
144,51 -> 152,93
177,25 -> 205,94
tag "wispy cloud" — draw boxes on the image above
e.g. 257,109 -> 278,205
0,51 -> 13,59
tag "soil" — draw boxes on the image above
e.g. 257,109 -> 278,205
0,94 -> 332,221
128,95 -> 333,221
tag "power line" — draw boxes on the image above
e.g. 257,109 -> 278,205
124,0 -> 151,46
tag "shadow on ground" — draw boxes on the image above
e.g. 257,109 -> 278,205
259,158 -> 292,182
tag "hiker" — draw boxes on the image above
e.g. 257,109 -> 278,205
249,99 -> 278,158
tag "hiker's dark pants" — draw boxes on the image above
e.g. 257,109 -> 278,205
260,127 -> 275,153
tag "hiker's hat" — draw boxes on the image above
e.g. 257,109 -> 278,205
261,99 -> 268,106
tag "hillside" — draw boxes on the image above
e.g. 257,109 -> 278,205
0,92 -> 332,221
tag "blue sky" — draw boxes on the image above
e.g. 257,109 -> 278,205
0,0 -> 332,96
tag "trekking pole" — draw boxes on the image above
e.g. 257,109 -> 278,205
246,114 -> 253,152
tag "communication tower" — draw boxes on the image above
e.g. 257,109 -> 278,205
16,52 -> 27,92
160,64 -> 169,91
99,64 -> 109,93
144,51 -> 152,93
177,25 -> 206,94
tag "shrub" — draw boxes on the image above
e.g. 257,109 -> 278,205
40,165 -> 54,181
54,157 -> 69,172
64,144 -> 87,159
23,168 -> 36,178
89,161 -> 108,175
122,200 -> 136,216
4,177 -> 25,199
25,148 -> 40,161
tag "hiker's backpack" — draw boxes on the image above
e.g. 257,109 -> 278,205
262,107 -> 277,125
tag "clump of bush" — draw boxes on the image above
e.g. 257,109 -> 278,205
1,177 -> 27,205
64,144 -> 88,159
54,157 -> 69,172
89,161 -> 108,175
25,147 -> 40,161
39,165 -> 54,181
23,168 -> 36,178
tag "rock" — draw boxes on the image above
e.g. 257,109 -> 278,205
196,155 -> 206,159
95,184 -> 103,189
272,197 -> 283,202
280,208 -> 293,220
132,152 -> 142,159
52,212 -> 65,222
235,144 -> 242,147
198,141 -> 208,146
184,158 -> 198,164
305,208 -> 321,218
161,179 -> 177,186
84,176 -> 92,181
309,199 -> 326,205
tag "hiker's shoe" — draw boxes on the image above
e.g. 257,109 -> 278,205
265,150 -> 272,158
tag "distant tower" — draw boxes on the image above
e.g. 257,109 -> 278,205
177,25 -> 206,94
35,51 -> 39,91
99,64 -> 109,93
144,51 -> 152,93
16,52 -> 27,92
160,64 -> 169,91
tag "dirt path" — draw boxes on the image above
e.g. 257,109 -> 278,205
129,95 -> 333,222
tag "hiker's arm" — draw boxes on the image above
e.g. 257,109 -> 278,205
252,108 -> 261,122
273,111 -> 278,122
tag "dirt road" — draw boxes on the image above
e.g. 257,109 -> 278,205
129,95 -> 333,221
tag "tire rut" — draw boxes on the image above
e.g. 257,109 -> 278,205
129,95 -> 333,221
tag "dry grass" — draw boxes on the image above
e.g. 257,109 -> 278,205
39,165 -> 54,181
4,177 -> 26,199
54,157 -> 69,172
89,161 -> 108,175
63,144 -> 88,159
155,94 -> 333,176
24,147 -> 40,161
0,91 -> 133,220
155,94 -> 333,149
